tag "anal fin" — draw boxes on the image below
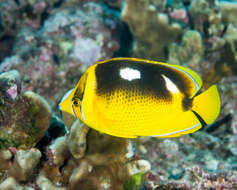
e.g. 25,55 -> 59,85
153,111 -> 202,138
157,123 -> 202,138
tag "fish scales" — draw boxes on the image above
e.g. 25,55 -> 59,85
59,58 -> 221,138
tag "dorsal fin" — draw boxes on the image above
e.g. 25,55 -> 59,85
97,57 -> 203,98
165,63 -> 202,97
139,58 -> 202,97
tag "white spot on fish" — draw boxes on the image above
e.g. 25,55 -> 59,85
162,74 -> 179,93
120,67 -> 141,81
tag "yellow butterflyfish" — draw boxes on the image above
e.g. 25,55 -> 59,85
59,58 -> 221,138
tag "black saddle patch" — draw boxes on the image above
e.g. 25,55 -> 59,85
95,59 -> 192,101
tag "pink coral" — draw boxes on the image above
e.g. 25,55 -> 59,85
6,85 -> 18,100
169,9 -> 189,23
72,38 -> 101,66
3,3 -> 121,109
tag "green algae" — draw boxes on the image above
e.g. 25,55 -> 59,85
124,173 -> 144,190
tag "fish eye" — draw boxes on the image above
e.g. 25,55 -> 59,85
72,98 -> 80,107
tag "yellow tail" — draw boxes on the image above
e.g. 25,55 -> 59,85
192,85 -> 221,125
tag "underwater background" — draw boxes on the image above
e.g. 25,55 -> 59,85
0,0 -> 237,189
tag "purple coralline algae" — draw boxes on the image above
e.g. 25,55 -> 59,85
0,2 -> 121,109
0,0 -> 51,62
1,0 -> 237,189
136,132 -> 237,189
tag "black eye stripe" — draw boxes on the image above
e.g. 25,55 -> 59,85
74,73 -> 88,100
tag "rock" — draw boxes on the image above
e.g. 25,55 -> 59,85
0,150 -> 13,181
48,136 -> 70,166
36,172 -> 66,190
0,177 -> 35,190
9,148 -> 41,182
67,121 -> 89,159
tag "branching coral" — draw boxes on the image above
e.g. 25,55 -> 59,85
122,0 -> 183,60
9,148 -> 41,182
38,111 -> 150,190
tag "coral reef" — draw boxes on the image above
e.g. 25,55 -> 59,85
0,2 -> 122,109
1,0 -> 237,189
135,131 -> 237,189
61,0 -> 123,9
67,120 -> 89,159
189,0 -> 224,36
9,148 -> 41,182
0,71 -> 150,189
220,1 -> 237,27
219,76 -> 237,134
0,0 -> 54,62
143,166 -> 237,189
0,177 -> 35,190
168,30 -> 203,71
40,115 -> 150,190
121,0 -> 237,87
0,70 -> 51,149
122,0 -> 183,61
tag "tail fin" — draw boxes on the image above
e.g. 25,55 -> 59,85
192,85 -> 221,125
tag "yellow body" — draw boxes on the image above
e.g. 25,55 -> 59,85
60,58 -> 221,138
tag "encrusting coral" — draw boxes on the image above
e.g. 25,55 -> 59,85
46,113 -> 150,190
0,70 -> 51,149
1,0 -> 237,189
168,30 -> 203,71
0,69 -> 151,189
9,148 -> 41,182
0,177 -> 35,190
67,120 -> 89,159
